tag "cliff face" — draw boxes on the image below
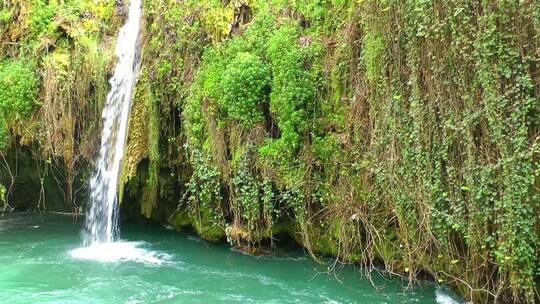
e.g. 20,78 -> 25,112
0,0 -> 122,211
1,1 -> 540,303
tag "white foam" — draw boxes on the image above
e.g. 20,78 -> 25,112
70,241 -> 170,265
436,287 -> 468,304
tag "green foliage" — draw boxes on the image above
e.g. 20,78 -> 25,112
0,183 -> 6,206
232,152 -> 263,234
220,52 -> 269,127
361,0 -> 540,302
0,0 -> 114,56
0,7 -> 13,23
181,1 -> 540,302
261,25 -> 315,159
184,148 -> 224,237
183,9 -> 324,246
362,30 -> 385,83
29,0 -> 57,38
271,0 -> 352,33
0,58 -> 39,117
0,113 -> 8,150
2,0 -> 540,302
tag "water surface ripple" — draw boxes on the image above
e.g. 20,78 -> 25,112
0,214 -> 465,304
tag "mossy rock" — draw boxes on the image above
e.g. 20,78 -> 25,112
168,209 -> 191,230
189,202 -> 225,242
196,224 -> 225,242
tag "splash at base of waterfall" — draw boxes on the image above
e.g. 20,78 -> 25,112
70,241 -> 171,265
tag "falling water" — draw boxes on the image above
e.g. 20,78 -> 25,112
83,0 -> 142,246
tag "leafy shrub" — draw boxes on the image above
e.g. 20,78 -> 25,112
0,59 -> 39,118
220,52 -> 269,127
29,0 -> 57,37
261,25 -> 315,158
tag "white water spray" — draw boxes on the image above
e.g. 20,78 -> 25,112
83,0 -> 142,246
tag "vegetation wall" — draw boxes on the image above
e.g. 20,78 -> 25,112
1,1 -> 539,302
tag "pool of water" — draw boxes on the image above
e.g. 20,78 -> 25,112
0,213 -> 464,303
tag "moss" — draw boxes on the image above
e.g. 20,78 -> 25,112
119,75 -> 150,203
308,219 -> 340,257
168,208 -> 191,230
311,234 -> 339,257
197,224 -> 225,242
140,180 -> 157,219
191,204 -> 225,242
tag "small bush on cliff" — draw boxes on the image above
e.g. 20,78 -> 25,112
260,25 -> 316,160
29,0 -> 57,38
0,58 -> 39,118
220,52 -> 270,127
0,58 -> 38,148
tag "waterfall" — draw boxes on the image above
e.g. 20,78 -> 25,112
83,0 -> 142,246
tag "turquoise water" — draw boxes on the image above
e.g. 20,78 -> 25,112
0,213 -> 464,303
